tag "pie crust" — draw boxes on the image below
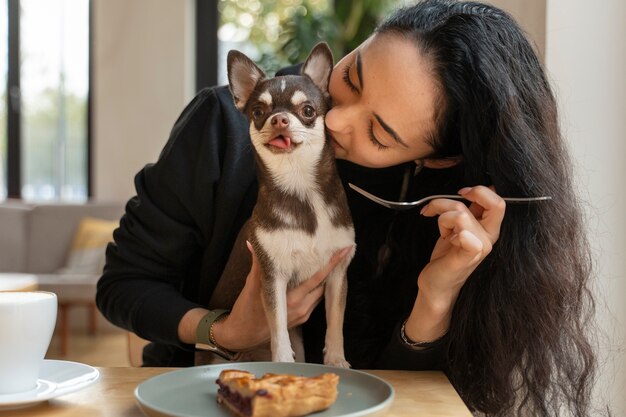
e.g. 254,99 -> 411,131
216,369 -> 339,417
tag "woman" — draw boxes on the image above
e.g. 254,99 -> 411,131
97,1 -> 596,415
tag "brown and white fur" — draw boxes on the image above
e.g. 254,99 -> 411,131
208,43 -> 355,367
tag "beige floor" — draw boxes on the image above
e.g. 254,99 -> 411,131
46,328 -> 130,367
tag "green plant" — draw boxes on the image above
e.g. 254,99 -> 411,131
219,0 -> 400,75
279,0 -> 399,65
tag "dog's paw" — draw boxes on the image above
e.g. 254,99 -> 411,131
323,353 -> 351,369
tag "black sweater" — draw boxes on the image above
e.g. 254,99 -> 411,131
96,71 -> 464,369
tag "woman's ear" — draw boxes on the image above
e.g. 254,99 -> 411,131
421,155 -> 463,169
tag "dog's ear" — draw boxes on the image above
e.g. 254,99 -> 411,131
227,50 -> 266,111
301,42 -> 334,93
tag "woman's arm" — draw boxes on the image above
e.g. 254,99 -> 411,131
375,186 -> 505,370
96,88 -> 243,347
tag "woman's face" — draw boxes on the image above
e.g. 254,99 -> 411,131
326,33 -> 442,168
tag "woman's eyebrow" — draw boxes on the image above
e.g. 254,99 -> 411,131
374,114 -> 409,148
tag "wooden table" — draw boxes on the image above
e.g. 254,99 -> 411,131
3,367 -> 472,417
0,273 -> 38,292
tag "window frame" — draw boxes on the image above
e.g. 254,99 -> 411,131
6,0 -> 19,198
195,0 -> 218,92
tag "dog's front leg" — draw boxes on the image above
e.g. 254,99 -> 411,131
323,258 -> 351,368
261,275 -> 295,362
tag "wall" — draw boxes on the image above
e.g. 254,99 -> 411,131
545,0 -> 626,415
488,0 -> 546,59
92,0 -> 195,202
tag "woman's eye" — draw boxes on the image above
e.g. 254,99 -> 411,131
368,122 -> 388,150
342,64 -> 360,94
302,105 -> 316,118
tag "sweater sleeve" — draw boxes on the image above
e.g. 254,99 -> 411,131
96,88 -> 235,348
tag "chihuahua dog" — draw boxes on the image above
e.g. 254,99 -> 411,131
208,43 -> 355,367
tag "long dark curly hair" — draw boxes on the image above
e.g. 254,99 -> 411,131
376,1 -> 597,416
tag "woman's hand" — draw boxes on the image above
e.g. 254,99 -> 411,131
212,244 -> 353,351
419,185 -> 505,305
404,186 -> 505,342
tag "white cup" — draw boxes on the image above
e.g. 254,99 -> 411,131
0,291 -> 57,395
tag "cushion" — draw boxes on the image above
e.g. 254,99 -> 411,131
25,202 -> 124,273
57,217 -> 118,275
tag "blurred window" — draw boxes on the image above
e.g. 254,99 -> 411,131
20,0 -> 89,201
2,0 -> 90,202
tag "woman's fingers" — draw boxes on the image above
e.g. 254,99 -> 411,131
286,245 -> 352,325
421,186 -> 505,243
417,187 -> 505,301
435,211 -> 486,265
451,229 -> 485,261
436,210 -> 475,239
288,285 -> 325,327
226,242 -> 353,348
458,186 -> 505,239
292,246 -> 353,296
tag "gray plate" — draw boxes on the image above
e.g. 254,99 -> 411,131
135,362 -> 394,417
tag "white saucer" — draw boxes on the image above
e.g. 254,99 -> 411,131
0,359 -> 99,410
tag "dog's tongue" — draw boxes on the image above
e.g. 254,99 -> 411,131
268,135 -> 292,149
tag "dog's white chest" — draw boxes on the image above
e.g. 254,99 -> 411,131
255,193 -> 354,286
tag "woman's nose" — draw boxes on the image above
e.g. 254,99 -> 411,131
325,104 -> 356,134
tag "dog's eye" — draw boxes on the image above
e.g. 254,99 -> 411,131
252,107 -> 264,120
302,105 -> 316,118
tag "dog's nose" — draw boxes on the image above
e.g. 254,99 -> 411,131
271,114 -> 290,128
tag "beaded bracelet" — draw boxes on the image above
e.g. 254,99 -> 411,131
195,309 -> 236,360
400,319 -> 447,349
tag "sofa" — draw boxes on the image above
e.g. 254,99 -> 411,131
0,199 -> 125,354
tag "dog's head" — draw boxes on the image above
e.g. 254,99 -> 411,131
227,43 -> 333,156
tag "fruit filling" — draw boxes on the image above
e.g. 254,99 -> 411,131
216,380 -> 271,416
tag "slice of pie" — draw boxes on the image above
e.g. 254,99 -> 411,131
215,369 -> 339,417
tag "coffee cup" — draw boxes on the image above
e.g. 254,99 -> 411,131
0,291 -> 57,395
